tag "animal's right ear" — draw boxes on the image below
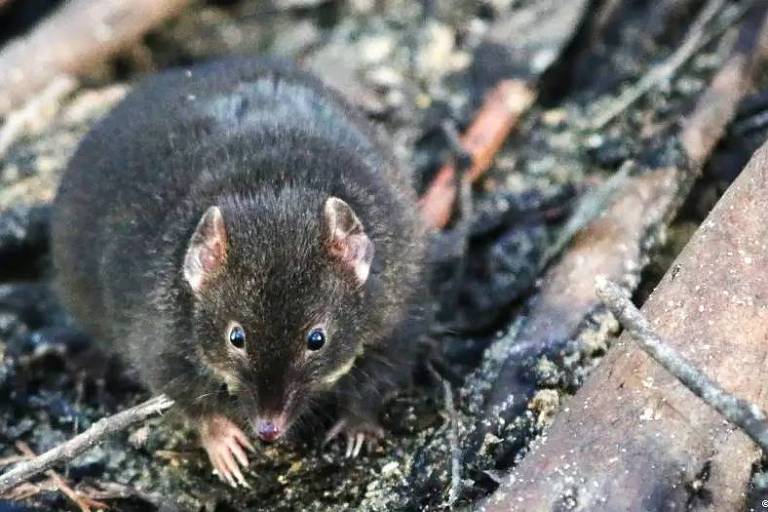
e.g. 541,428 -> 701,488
184,206 -> 228,294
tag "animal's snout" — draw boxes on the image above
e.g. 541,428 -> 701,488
254,416 -> 286,443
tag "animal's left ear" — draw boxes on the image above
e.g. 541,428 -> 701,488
323,197 -> 374,286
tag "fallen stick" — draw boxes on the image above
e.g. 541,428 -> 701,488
596,278 -> 768,453
468,164 -> 680,457
537,160 -> 632,269
477,0 -> 768,443
417,0 -> 592,231
15,441 -> 109,512
591,0 -> 737,130
0,455 -> 29,468
0,394 -> 174,494
681,0 -> 768,165
80,481 -> 178,512
428,363 -> 462,508
418,79 -> 535,230
0,0 -> 190,116
2,480 -> 49,502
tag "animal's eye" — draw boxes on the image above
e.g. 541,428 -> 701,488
306,328 -> 326,351
228,323 -> 246,349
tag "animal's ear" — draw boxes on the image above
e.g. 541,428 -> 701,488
184,206 -> 228,294
323,197 -> 374,286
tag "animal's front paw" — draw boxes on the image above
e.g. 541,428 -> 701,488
199,414 -> 255,487
323,416 -> 385,458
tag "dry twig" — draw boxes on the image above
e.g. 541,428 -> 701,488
591,0 -> 738,129
428,363 -> 462,508
0,394 -> 174,494
2,480 -> 49,502
481,138 -> 768,512
538,160 -> 633,269
418,80 -> 536,230
681,1 -> 768,165
596,278 -> 768,453
14,441 -> 109,512
79,481 -> 177,511
0,454 -> 30,467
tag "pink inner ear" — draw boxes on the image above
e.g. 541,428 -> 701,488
200,239 -> 225,273
330,229 -> 374,285
324,197 -> 374,286
184,206 -> 228,294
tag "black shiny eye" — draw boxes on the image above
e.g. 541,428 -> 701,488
306,328 -> 326,351
228,323 -> 246,349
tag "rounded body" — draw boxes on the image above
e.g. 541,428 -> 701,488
52,58 -> 426,432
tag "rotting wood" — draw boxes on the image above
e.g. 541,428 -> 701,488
0,0 -> 189,116
681,1 -> 768,166
479,138 -> 768,512
470,166 -> 680,444
0,395 -> 174,495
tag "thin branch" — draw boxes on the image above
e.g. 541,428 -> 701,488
538,160 -> 633,271
418,79 -> 536,230
2,480 -> 48,502
596,277 -> 768,453
15,441 -> 108,512
681,0 -> 768,165
428,363 -> 462,509
0,455 -> 30,468
591,0 -> 742,130
79,481 -> 178,511
444,381 -> 461,508
0,394 -> 174,494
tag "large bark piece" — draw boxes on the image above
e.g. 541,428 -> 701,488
470,167 -> 682,444
480,139 -> 768,512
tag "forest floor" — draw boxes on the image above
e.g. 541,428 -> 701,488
1,1 -> 768,511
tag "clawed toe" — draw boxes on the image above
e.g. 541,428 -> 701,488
199,415 -> 254,487
344,432 -> 364,458
325,418 -> 384,458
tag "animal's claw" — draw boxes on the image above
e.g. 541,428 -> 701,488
199,415 -> 254,487
324,417 -> 384,458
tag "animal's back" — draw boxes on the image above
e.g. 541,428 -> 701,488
52,57 -> 416,344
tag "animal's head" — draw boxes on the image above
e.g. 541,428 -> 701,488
183,193 -> 374,442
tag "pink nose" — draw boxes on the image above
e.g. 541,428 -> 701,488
255,419 -> 283,443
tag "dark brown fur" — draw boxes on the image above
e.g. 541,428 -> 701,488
52,57 -> 427,437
